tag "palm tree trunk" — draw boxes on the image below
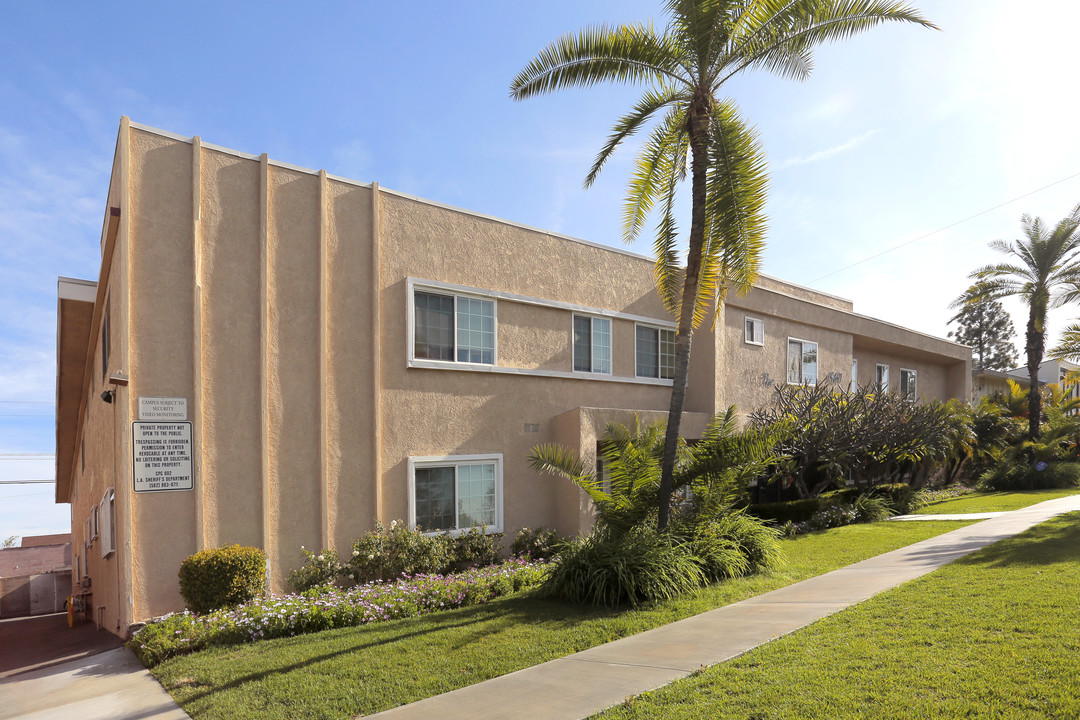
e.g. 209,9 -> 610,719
657,92 -> 711,532
1026,312 -> 1043,442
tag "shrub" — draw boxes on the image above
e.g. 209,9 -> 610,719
450,526 -> 502,571
178,545 -> 267,615
510,527 -> 562,560
344,520 -> 451,583
543,526 -> 704,607
130,558 -> 548,667
869,483 -> 922,514
807,503 -> 858,531
287,548 -> 341,592
852,494 -> 896,523
979,461 -> 1080,491
747,498 -> 827,524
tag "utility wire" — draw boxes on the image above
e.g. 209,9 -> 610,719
0,480 -> 55,484
810,169 -> 1080,284
0,400 -> 54,405
0,453 -> 54,458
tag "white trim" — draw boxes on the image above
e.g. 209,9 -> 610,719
786,337 -> 819,385
900,367 -> 917,400
408,279 -> 498,365
876,363 -> 890,391
744,316 -> 764,346
408,277 -> 676,328
407,453 -> 503,536
572,313 -> 614,376
58,277 -> 98,302
99,488 -> 115,558
407,358 -> 673,386
851,358 -> 859,392
634,323 -> 677,380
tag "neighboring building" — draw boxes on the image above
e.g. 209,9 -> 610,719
972,367 -> 1029,403
0,534 -> 72,618
54,119 -> 972,637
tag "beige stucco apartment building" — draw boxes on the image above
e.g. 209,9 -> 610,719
55,119 -> 971,637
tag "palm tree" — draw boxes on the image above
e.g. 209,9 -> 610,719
511,0 -> 935,530
959,204 -> 1080,441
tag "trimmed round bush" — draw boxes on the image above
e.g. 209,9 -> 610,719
178,545 -> 267,615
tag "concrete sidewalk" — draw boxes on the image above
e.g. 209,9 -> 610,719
364,493 -> 1080,720
0,647 -> 190,720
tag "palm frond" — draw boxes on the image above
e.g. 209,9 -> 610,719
586,86 -> 686,188
510,24 -> 681,100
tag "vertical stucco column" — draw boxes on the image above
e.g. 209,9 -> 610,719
319,170 -> 331,549
371,182 -> 383,521
191,137 -> 206,551
259,153 -> 272,586
118,116 -> 135,631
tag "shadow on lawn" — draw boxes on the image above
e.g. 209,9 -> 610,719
951,512 -> 1080,569
163,592 -> 621,706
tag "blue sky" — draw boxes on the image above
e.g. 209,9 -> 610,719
2,1 -> 1078,538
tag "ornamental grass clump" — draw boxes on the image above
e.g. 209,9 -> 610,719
129,557 -> 548,667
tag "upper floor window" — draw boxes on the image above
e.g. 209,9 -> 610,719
787,338 -> 818,385
414,290 -> 495,365
744,317 -> 764,346
409,454 -> 502,535
876,363 -> 890,391
900,368 -> 917,402
636,325 -> 675,379
573,315 -> 612,374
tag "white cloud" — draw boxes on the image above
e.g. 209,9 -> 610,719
780,129 -> 878,168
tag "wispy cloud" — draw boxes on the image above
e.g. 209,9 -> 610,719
780,129 -> 878,168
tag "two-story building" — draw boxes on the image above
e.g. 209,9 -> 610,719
55,119 -> 971,637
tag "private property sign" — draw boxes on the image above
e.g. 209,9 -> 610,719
132,422 -> 194,493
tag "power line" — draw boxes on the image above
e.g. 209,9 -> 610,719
810,169 -> 1080,284
0,453 -> 54,457
0,415 -> 52,417
0,480 -> 55,484
0,400 -> 54,405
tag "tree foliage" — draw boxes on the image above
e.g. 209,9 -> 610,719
958,203 -> 1080,441
513,0 -> 935,530
947,294 -> 1018,371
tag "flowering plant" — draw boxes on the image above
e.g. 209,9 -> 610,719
130,557 -> 548,667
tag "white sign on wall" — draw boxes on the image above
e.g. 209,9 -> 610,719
132,422 -> 194,493
138,397 -> 188,422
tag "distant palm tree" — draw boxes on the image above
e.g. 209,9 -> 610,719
960,204 -> 1080,441
512,0 -> 935,530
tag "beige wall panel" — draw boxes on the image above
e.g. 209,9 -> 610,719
722,310 -> 853,416
853,349 -> 948,402
495,302 -> 571,372
380,194 -> 668,318
200,149 -> 263,549
127,129 -> 197,620
266,168 -> 322,589
326,181 -> 375,550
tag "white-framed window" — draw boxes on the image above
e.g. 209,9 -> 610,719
876,363 -> 890,391
900,368 -> 917,402
408,454 -> 503,535
850,358 -> 859,392
99,488 -> 116,558
786,338 -> 818,385
573,314 -> 612,374
744,317 -> 764,346
636,325 -> 676,379
413,288 -> 496,365
91,505 -> 99,540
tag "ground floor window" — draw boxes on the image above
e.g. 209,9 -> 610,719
877,363 -> 890,391
409,454 -> 502,534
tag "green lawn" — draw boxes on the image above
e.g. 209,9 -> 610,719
152,521 -> 968,720
915,487 -> 1080,515
594,511 -> 1080,720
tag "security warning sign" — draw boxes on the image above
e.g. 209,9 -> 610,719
132,422 -> 194,493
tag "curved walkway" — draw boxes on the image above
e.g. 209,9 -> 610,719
363,494 -> 1080,720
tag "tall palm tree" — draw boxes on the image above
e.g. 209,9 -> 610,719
511,0 -> 935,530
960,203 -> 1080,441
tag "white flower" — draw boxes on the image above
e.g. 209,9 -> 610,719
390,520 -> 398,529
317,554 -> 325,562
352,550 -> 360,557
368,554 -> 375,561
300,545 -> 305,550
